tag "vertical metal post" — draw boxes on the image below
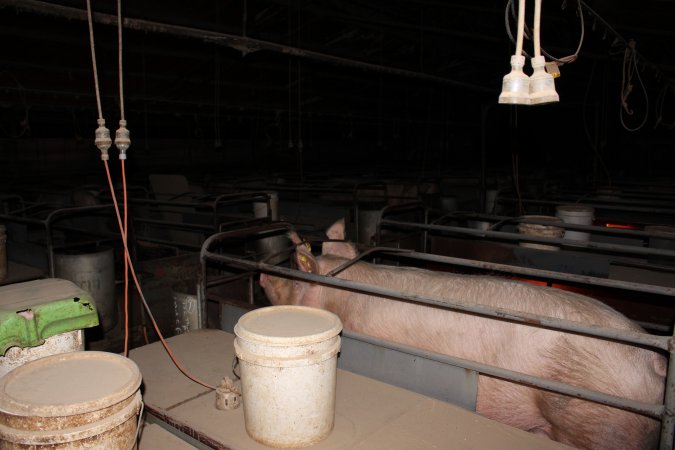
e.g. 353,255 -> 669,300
198,253 -> 208,329
45,221 -> 55,277
480,104 -> 489,213
660,338 -> 675,450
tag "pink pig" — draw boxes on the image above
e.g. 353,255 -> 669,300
260,219 -> 667,450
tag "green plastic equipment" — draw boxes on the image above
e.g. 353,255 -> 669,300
0,278 -> 99,355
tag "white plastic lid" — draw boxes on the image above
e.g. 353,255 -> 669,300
556,205 -> 595,216
234,305 -> 342,346
0,351 -> 141,417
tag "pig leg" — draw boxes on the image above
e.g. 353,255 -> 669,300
476,377 -> 554,437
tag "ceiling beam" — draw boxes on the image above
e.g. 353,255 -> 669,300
0,0 -> 494,93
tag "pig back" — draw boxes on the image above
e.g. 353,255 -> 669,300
315,258 -> 664,400
312,257 -> 665,449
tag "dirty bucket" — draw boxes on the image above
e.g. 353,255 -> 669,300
253,192 -> 288,265
234,306 -> 343,448
253,191 -> 279,220
0,330 -> 84,378
556,205 -> 595,242
0,351 -> 142,449
54,247 -> 117,332
517,215 -> 564,251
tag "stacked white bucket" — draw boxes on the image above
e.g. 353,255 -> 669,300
555,205 -> 595,242
0,351 -> 143,449
234,305 -> 343,448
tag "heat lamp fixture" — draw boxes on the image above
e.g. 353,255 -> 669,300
499,0 -> 559,105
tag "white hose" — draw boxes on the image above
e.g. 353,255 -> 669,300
533,0 -> 542,57
515,0 -> 526,57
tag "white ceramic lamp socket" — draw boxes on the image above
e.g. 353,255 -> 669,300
498,55 -> 531,105
529,55 -> 559,105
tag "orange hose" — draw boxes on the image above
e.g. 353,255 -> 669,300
103,160 -> 215,390
122,160 -> 129,356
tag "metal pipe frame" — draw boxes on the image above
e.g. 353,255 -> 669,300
499,196 -> 675,217
442,211 -> 673,239
129,191 -> 273,248
199,224 -> 674,449
383,218 -> 675,260
0,204 -> 117,277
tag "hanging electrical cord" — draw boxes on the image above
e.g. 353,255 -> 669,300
505,0 -> 584,65
582,60 -> 612,186
113,0 -> 131,358
86,0 -> 215,390
619,40 -> 649,132
287,61 -> 293,149
296,4 -> 303,179
287,0 -> 293,150
655,85 -> 675,130
85,0 -> 112,160
102,164 -> 217,390
0,71 -> 31,139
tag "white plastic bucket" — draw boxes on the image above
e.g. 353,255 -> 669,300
556,205 -> 595,242
517,215 -> 564,251
0,351 -> 142,449
253,191 -> 279,220
0,329 -> 84,378
234,306 -> 343,448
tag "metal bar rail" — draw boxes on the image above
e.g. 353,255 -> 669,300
128,191 -> 274,248
383,219 -> 675,260
199,224 -> 675,450
0,204 -> 117,277
499,196 -> 675,217
440,211 -> 672,239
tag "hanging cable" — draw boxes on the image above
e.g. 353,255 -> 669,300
505,0 -> 584,65
655,85 -> 675,130
287,61 -> 293,149
85,0 -> 111,160
87,0 -> 213,389
533,0 -> 542,58
112,0 -> 130,356
619,40 -> 649,132
287,0 -> 293,150
515,0 -> 526,57
102,161 -> 216,390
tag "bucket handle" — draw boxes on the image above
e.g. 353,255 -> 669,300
132,399 -> 145,450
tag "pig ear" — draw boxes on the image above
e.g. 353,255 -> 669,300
295,246 -> 319,274
288,230 -> 303,245
323,219 -> 358,259
326,219 -> 346,240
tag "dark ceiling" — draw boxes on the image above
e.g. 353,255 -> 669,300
0,0 -> 674,179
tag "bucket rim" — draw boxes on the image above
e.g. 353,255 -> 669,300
0,351 -> 141,417
234,305 -> 342,345
555,204 -> 595,215
0,392 -> 142,444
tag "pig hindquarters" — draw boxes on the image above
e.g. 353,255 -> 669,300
259,220 -> 666,450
